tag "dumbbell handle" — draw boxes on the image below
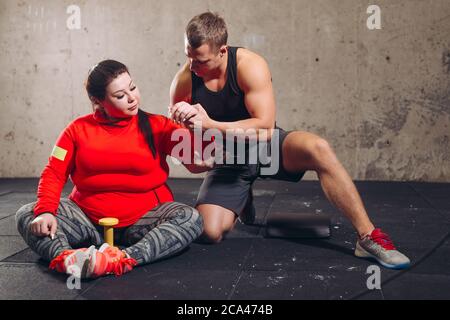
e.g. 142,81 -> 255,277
98,218 -> 119,247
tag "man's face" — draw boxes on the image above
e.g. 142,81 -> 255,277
184,35 -> 225,77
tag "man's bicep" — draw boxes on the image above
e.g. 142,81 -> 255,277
240,57 -> 276,127
244,88 -> 276,127
243,77 -> 276,128
169,64 -> 192,106
169,79 -> 186,105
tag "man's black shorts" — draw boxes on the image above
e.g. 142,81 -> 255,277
195,128 -> 306,215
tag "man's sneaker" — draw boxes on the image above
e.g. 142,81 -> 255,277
49,246 -> 96,278
239,189 -> 256,225
355,228 -> 411,270
87,243 -> 138,278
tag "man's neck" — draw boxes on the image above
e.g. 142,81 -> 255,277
203,51 -> 228,82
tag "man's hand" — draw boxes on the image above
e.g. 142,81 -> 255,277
169,102 -> 213,130
30,213 -> 57,239
169,102 -> 198,123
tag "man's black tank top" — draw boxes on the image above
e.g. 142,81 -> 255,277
191,47 -> 280,167
191,46 -> 251,122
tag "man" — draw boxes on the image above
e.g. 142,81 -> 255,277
169,12 -> 410,269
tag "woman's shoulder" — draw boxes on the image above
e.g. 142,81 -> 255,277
65,113 -> 95,128
144,111 -> 183,133
73,113 -> 95,122
145,112 -> 170,127
58,113 -> 95,135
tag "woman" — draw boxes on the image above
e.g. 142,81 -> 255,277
15,60 -> 205,279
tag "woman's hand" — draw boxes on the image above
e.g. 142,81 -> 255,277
169,102 -> 198,124
30,213 -> 57,239
170,102 -> 214,130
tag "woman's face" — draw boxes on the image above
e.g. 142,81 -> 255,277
100,72 -> 141,118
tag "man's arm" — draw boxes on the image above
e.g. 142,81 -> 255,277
170,50 -> 276,140
212,49 -> 276,134
169,62 -> 192,106
169,63 -> 212,173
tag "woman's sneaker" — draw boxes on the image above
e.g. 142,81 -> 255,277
49,246 -> 96,278
49,244 -> 137,279
87,243 -> 138,278
355,228 -> 411,270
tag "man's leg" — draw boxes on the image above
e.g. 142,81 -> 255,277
195,165 -> 256,244
279,130 -> 411,269
196,204 -> 237,243
281,131 -> 374,238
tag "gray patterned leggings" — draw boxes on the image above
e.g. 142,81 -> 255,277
15,199 -> 203,265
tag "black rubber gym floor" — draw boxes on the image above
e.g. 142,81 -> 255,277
1,178 -> 449,300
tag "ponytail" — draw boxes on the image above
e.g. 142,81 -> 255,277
137,109 -> 156,157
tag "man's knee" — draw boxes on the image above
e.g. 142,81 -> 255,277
196,204 -> 236,244
201,217 -> 237,244
197,215 -> 227,243
201,227 -> 224,244
308,138 -> 338,170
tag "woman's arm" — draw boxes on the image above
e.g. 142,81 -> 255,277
154,115 -> 215,173
34,125 -> 76,217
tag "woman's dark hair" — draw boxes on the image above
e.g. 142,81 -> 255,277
85,59 -> 156,157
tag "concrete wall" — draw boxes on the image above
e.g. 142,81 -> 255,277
0,0 -> 449,181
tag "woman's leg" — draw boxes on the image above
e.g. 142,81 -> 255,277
15,198 -> 103,262
121,202 -> 203,265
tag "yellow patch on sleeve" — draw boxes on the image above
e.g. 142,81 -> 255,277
51,146 -> 68,161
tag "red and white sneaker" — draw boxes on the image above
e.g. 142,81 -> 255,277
86,243 -> 138,278
49,246 -> 95,278
355,228 -> 411,269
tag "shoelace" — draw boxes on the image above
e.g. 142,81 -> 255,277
370,229 -> 396,250
110,257 -> 138,276
102,248 -> 138,276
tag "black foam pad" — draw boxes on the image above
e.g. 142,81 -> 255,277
265,212 -> 331,238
